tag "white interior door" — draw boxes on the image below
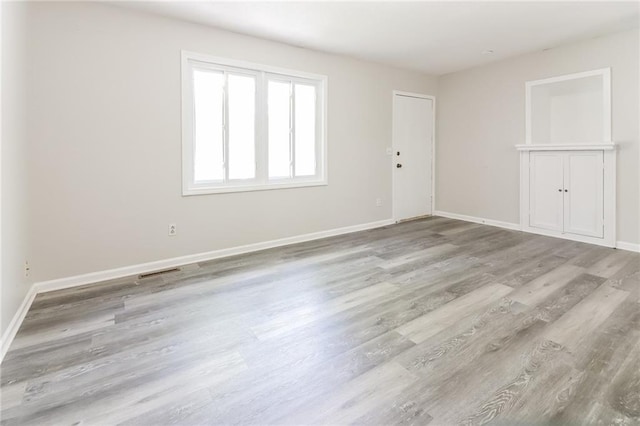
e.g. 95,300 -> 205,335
529,152 -> 563,232
564,151 -> 604,238
392,94 -> 433,221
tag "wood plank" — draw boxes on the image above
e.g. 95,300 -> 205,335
455,339 -> 574,425
378,243 -> 458,270
509,263 -> 585,306
587,250 -> 636,278
250,281 -> 399,339
605,338 -> 640,420
202,331 -> 416,425
543,283 -> 629,351
1,351 -> 247,425
280,362 -> 419,425
395,283 -> 513,343
549,295 -> 640,424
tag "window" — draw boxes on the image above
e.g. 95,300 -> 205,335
182,51 -> 327,195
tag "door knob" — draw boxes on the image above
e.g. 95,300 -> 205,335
396,164 -> 402,168
558,189 -> 562,192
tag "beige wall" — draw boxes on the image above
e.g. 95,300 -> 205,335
1,3 -> 31,337
436,29 -> 639,245
25,2 -> 437,282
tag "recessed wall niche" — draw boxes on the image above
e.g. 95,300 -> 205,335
526,68 -> 611,145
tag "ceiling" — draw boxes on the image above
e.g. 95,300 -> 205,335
115,1 -> 640,75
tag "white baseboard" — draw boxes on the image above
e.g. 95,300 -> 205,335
433,210 -> 520,231
0,218 -> 394,363
616,240 -> 640,253
35,219 -> 395,293
0,286 -> 37,362
435,210 -> 640,253
520,225 -> 615,248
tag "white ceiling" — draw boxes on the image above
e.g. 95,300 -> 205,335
115,1 -> 639,75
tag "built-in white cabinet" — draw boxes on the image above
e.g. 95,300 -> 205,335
530,152 -> 564,232
517,68 -> 616,248
529,150 -> 603,238
563,151 -> 604,238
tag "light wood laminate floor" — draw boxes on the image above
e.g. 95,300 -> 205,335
1,217 -> 639,425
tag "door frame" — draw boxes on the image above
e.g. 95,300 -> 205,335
391,90 -> 436,223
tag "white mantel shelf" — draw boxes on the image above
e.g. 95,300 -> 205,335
515,143 -> 616,151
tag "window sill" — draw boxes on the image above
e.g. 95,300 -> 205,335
183,179 -> 328,196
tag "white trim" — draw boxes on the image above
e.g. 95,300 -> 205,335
433,210 -> 520,231
391,91 -> 436,222
433,210 -> 634,251
602,68 -> 612,143
616,241 -> 640,253
36,219 -> 394,293
0,218 -> 393,363
0,0 -> 4,365
526,67 -> 611,88
182,51 -> 327,82
181,50 -> 194,195
392,90 -> 433,100
432,96 -> 437,216
521,223 -> 615,248
183,179 -> 328,196
0,286 -> 37,362
515,144 -> 616,151
181,50 -> 328,196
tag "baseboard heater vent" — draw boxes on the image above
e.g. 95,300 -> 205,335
138,267 -> 180,279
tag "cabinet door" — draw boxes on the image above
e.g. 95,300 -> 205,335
530,152 -> 564,232
564,151 -> 604,238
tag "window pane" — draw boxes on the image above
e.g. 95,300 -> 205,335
268,81 -> 291,179
294,84 -> 317,177
228,74 -> 256,180
193,69 -> 224,182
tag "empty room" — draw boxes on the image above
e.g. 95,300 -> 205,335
1,1 -> 639,424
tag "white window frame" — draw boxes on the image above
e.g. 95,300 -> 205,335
181,51 -> 328,195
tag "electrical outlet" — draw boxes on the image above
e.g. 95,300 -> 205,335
376,198 -> 382,207
24,261 -> 30,278
168,223 -> 177,236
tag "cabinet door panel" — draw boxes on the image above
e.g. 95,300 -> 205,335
564,151 -> 604,238
530,153 -> 563,232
